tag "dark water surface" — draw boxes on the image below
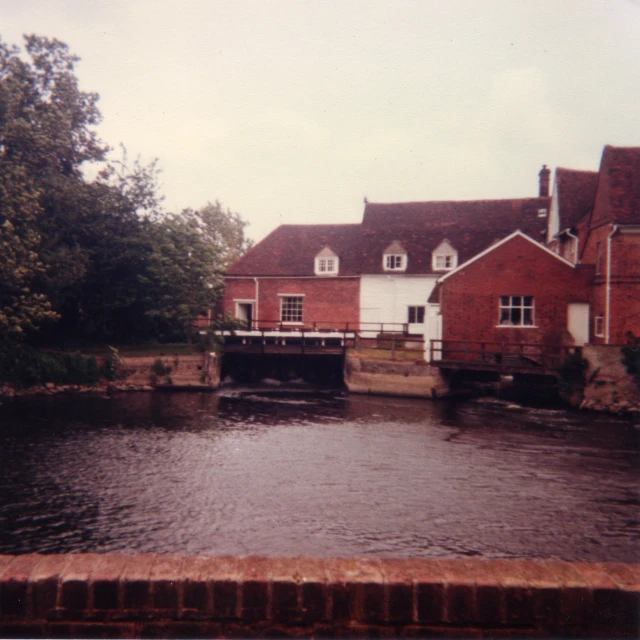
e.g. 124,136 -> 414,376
0,389 -> 638,561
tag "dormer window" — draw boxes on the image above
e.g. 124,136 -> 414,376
314,246 -> 339,275
432,239 -> 458,272
383,241 -> 407,272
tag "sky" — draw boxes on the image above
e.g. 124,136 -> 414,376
2,0 -> 639,242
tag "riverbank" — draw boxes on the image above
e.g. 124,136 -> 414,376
0,353 -> 220,397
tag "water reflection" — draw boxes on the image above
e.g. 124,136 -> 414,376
0,390 -> 638,560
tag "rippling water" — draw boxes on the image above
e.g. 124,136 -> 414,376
0,389 -> 638,561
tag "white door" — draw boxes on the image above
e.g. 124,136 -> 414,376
567,303 -> 589,346
425,310 -> 443,361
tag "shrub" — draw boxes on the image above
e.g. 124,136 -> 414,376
621,333 -> 640,390
153,358 -> 172,376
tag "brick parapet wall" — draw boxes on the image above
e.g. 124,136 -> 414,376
1,555 -> 638,638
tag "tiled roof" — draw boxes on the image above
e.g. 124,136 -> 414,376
359,198 -> 550,274
553,168 -> 599,231
590,145 -> 640,227
226,224 -> 362,276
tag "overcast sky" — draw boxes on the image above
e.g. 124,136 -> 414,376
2,0 -> 639,242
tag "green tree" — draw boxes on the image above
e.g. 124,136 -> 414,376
0,165 -> 58,341
144,204 -> 251,344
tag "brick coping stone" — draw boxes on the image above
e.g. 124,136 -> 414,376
0,555 -> 638,638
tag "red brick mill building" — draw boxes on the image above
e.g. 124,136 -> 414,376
222,145 -> 640,355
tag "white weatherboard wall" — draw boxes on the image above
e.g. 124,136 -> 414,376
360,275 -> 440,358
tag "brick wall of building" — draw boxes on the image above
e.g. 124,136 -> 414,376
580,225 -> 640,344
440,235 -> 593,346
224,277 -> 360,329
1,554 -> 638,638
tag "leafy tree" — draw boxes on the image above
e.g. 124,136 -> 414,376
0,34 -> 106,341
0,164 -> 58,341
0,34 -> 252,352
144,204 -> 251,344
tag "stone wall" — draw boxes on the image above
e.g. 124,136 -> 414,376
116,354 -> 220,391
0,554 -> 637,638
580,345 -> 640,414
345,355 -> 449,398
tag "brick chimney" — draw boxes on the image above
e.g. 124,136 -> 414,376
538,164 -> 550,197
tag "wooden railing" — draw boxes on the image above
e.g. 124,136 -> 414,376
212,321 -> 426,357
430,340 -> 580,374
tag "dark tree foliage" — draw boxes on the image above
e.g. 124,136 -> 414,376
0,34 -> 250,357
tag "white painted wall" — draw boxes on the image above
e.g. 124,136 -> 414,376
360,275 -> 437,329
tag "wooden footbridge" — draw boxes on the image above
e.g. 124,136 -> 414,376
213,321 -> 425,357
429,340 -> 579,376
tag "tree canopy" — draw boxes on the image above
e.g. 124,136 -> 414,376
0,34 -> 251,348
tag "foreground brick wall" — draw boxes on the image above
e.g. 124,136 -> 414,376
1,555 -> 638,638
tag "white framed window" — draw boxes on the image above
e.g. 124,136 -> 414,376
408,306 -> 425,324
499,295 -> 535,327
434,255 -> 455,270
594,315 -> 605,338
280,296 -> 304,323
431,239 -> 458,271
385,254 -> 405,270
382,241 -> 407,272
316,257 -> 338,274
314,247 -> 339,275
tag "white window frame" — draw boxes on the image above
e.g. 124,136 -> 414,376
498,295 -> 535,327
594,315 -> 605,338
408,306 -> 425,324
433,254 -> 457,271
279,295 -> 304,324
315,256 -> 339,275
384,254 -> 406,271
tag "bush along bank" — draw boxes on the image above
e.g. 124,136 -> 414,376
0,344 -> 115,393
0,347 -> 219,397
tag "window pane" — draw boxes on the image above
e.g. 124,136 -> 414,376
417,307 -> 425,323
281,296 -> 303,322
512,296 -> 521,306
500,296 -> 509,306
511,308 -> 521,324
500,309 -> 510,324
523,296 -> 533,307
523,308 -> 533,325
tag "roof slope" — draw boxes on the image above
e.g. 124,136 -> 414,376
226,224 -> 362,276
359,198 -> 550,274
591,145 -> 640,227
554,168 -> 599,231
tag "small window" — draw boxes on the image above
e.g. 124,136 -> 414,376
594,315 -> 605,338
434,255 -> 454,270
314,248 -> 339,275
317,258 -> 337,274
280,296 -> 303,323
408,306 -> 425,324
499,295 -> 535,327
385,254 -> 405,270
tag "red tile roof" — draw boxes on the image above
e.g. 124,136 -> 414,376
553,168 -> 599,231
590,145 -> 640,227
226,224 -> 362,276
359,198 -> 550,274
227,197 -> 551,277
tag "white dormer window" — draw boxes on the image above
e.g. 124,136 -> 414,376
314,246 -> 339,275
432,239 -> 458,271
383,241 -> 407,272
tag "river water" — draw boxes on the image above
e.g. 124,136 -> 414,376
0,388 -> 638,561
